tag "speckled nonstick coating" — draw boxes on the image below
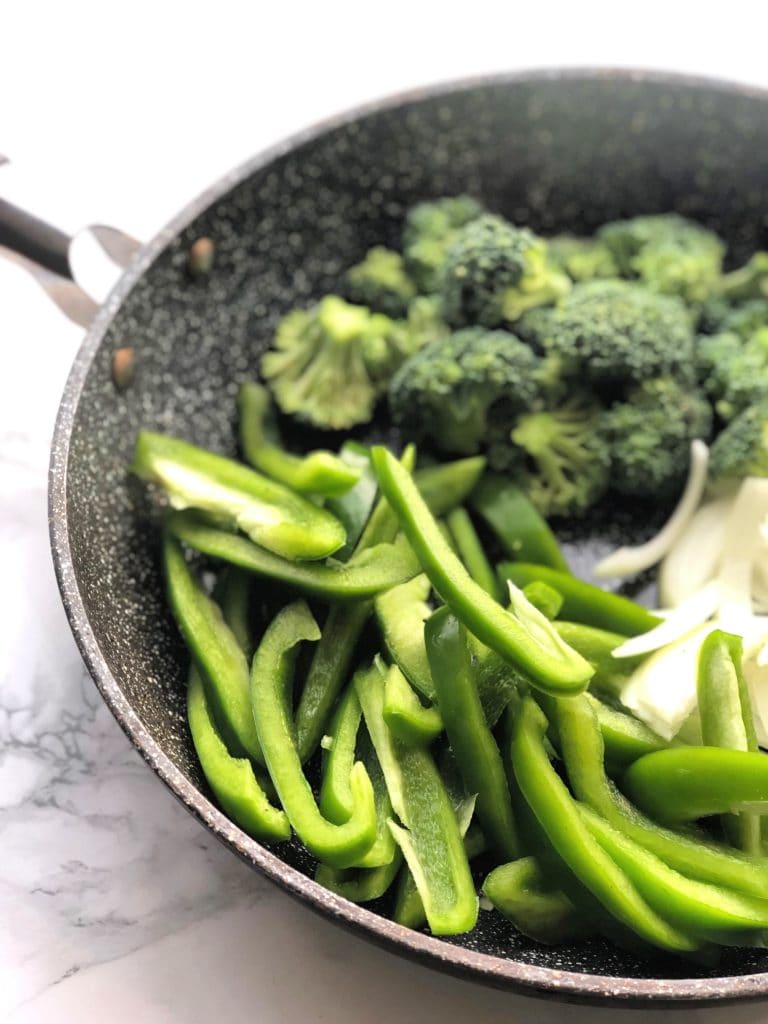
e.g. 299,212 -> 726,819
49,70 -> 768,1006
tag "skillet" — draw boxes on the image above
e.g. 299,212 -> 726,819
6,68 -> 768,1006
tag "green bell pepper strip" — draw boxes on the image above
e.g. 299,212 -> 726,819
375,574 -> 435,701
325,442 -> 378,559
622,747 -> 768,824
187,669 -> 290,842
132,430 -> 345,560
383,665 -> 443,746
292,446 -> 416,763
164,534 -> 263,762
413,457 -> 487,516
370,447 -> 593,696
510,696 -> 700,953
470,475 -> 569,572
483,857 -> 595,945
167,510 -> 419,601
355,660 -> 478,935
314,851 -> 403,903
522,581 -> 564,621
550,690 -> 768,900
500,563 -> 661,636
319,689 -> 397,869
698,630 -> 762,855
446,506 -> 499,598
250,601 -> 376,868
587,693 -> 674,768
393,821 -> 484,930
426,607 -> 520,861
553,621 -> 645,697
237,381 -> 360,498
580,804 -> 768,943
214,567 -> 253,659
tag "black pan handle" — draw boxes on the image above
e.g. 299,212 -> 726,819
0,196 -> 73,279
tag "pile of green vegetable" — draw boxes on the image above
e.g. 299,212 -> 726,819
131,363 -> 768,961
259,199 -> 768,516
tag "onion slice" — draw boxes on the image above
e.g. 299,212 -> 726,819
594,440 -> 709,580
612,581 -> 721,659
658,496 -> 733,608
717,478 -> 768,632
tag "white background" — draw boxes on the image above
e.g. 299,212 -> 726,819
3,2 -> 768,1022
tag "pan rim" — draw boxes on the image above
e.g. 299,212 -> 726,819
47,66 -> 768,1006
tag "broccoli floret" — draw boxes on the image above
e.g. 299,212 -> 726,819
438,214 -> 571,328
602,378 -> 713,499
261,296 -> 418,430
719,299 -> 768,339
696,329 -> 768,421
402,294 -> 449,349
345,246 -> 416,317
598,213 -> 725,303
722,252 -> 768,301
548,234 -> 619,282
402,196 -> 485,293
519,281 -> 696,394
388,326 -> 544,455
709,403 -> 768,485
487,396 -> 611,518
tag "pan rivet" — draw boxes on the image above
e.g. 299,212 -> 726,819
189,237 -> 216,277
112,346 -> 136,391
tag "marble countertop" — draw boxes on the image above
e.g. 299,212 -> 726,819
5,7 -> 768,1021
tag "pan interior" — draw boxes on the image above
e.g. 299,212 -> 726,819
61,74 -> 768,989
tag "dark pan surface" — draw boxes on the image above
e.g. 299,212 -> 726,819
49,70 -> 768,1005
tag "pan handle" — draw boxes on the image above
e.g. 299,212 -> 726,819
0,197 -> 73,278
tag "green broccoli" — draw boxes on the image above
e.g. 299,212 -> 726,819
721,252 -> 768,301
388,326 -> 544,455
345,246 -> 416,317
261,296 -> 419,430
487,396 -> 611,518
602,378 -> 713,499
709,402 -> 768,485
718,299 -> 768,339
518,281 -> 696,394
696,328 -> 768,422
438,214 -> 571,328
598,213 -> 725,303
547,234 -> 619,282
402,195 -> 485,293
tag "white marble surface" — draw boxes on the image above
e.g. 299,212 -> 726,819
5,4 -> 768,1021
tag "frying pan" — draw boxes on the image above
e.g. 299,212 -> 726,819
6,68 -> 768,1007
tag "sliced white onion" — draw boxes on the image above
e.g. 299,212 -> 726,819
595,440 -> 709,580
612,581 -> 720,659
717,478 -> 768,631
619,623 -> 715,740
658,496 -> 733,608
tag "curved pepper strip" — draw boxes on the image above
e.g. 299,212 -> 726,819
238,381 -> 360,498
293,447 -> 417,763
215,567 -> 254,659
698,630 -> 762,854
446,506 -> 499,598
325,442 -> 378,559
483,857 -> 595,945
470,475 -> 569,572
501,564 -> 661,636
550,690 -> 768,900
586,693 -> 674,768
355,660 -> 478,935
553,621 -> 645,698
579,804 -> 768,944
522,581 -> 564,621
370,447 -> 593,696
167,510 -> 419,601
319,689 -> 396,869
383,666 -> 443,746
413,456 -> 486,517
623,747 -> 768,824
164,535 -> 262,763
510,697 -> 700,953
132,430 -> 345,560
314,853 -> 403,904
426,607 -> 520,861
250,601 -> 377,868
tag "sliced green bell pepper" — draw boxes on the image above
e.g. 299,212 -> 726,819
250,601 -> 376,868
168,510 -> 419,601
414,456 -> 486,516
314,851 -> 402,904
501,563 -> 661,636
522,581 -> 564,621
383,665 -> 443,746
587,693 -> 674,768
325,442 -> 378,558
132,430 -> 345,560
470,475 -> 569,572
426,607 -> 520,861
553,621 -> 645,697
446,506 -> 499,598
370,447 -> 593,696
698,630 -> 762,854
238,381 -> 360,497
